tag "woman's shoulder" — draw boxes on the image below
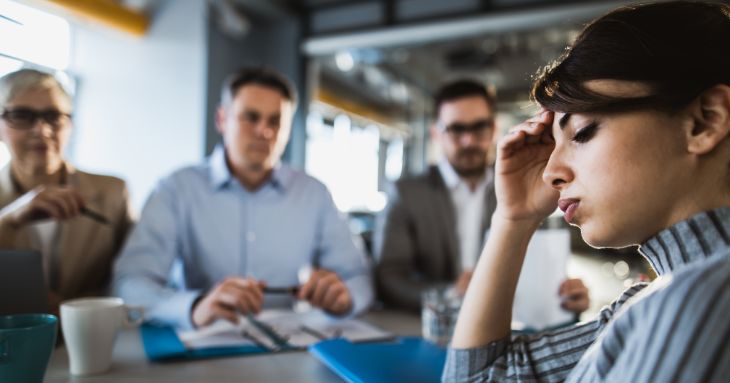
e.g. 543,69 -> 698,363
600,255 -> 730,380
665,254 -> 730,293
71,168 -> 128,193
634,254 -> 730,318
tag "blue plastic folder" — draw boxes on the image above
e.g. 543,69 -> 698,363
140,323 -> 272,361
308,337 -> 447,383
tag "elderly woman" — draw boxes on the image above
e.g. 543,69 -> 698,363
444,1 -> 730,382
0,69 -> 132,313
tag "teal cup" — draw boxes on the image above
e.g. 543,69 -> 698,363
0,314 -> 58,383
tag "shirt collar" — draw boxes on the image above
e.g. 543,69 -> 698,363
208,145 -> 292,192
639,206 -> 730,276
209,145 -> 232,189
437,159 -> 461,189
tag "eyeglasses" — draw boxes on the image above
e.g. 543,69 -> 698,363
439,118 -> 494,138
1,108 -> 72,130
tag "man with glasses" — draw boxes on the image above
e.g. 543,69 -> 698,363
113,68 -> 373,329
374,80 -> 589,318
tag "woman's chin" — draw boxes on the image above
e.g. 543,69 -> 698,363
579,227 -> 633,250
23,157 -> 62,174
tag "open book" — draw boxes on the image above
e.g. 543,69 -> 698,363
176,309 -> 393,352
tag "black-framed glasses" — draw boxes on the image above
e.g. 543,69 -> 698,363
1,108 -> 72,130
439,118 -> 494,138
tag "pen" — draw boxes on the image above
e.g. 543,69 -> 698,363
300,325 -> 327,340
80,206 -> 110,225
241,329 -> 274,351
246,314 -> 289,347
263,286 -> 300,295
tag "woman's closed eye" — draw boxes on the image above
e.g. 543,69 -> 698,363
571,121 -> 599,143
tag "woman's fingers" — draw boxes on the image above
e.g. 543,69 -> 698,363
499,126 -> 542,156
499,112 -> 555,156
33,199 -> 63,220
44,191 -> 74,219
30,187 -> 86,221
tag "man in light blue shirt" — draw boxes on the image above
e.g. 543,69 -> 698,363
113,68 -> 373,329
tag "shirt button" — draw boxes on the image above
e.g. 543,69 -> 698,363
247,231 -> 256,242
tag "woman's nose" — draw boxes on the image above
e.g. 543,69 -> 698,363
542,146 -> 573,190
30,119 -> 56,137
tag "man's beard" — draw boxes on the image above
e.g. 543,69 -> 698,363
452,148 -> 487,178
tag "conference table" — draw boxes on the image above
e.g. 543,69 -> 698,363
44,310 -> 422,382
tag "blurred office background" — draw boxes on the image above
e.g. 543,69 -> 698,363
0,0 -> 652,317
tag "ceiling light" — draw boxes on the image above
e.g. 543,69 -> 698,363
335,50 -> 354,72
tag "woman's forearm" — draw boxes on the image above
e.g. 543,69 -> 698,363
450,212 -> 541,348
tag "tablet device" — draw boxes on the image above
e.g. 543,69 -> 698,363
0,250 -> 49,315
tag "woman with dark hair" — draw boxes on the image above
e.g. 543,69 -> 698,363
443,1 -> 730,382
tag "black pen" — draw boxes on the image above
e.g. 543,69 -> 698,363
246,314 -> 289,347
80,206 -> 110,225
263,286 -> 300,295
241,329 -> 274,351
300,325 -> 327,341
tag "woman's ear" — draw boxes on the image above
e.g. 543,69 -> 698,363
687,84 -> 730,155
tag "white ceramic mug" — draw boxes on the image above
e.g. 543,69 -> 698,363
60,297 -> 143,376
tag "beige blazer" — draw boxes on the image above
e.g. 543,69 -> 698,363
0,163 -> 133,300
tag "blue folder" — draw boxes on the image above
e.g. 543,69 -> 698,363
140,323 -> 273,361
309,337 -> 447,383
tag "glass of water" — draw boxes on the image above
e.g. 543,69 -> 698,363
421,285 -> 462,346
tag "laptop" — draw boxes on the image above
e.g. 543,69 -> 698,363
0,250 -> 49,315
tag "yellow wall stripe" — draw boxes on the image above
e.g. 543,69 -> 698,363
45,0 -> 149,36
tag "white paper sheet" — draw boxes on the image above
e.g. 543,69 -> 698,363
511,229 -> 574,329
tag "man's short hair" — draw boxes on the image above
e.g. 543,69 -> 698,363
433,79 -> 495,118
220,67 -> 297,108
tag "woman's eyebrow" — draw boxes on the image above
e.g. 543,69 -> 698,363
558,113 -> 572,130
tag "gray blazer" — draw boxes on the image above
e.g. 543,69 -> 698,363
374,165 -> 496,311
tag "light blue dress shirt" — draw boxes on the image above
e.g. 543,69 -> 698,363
113,146 -> 373,329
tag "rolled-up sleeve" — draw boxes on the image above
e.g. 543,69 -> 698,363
442,283 -> 648,382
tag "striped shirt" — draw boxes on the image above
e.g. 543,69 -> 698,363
442,206 -> 730,382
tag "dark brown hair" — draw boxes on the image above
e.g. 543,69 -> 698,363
532,1 -> 730,114
434,79 -> 496,118
220,67 -> 297,107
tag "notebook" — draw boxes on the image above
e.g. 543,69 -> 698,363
309,336 -> 447,383
0,250 -> 49,315
140,309 -> 393,361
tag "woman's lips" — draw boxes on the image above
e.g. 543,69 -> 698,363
27,143 -> 49,151
558,199 -> 580,224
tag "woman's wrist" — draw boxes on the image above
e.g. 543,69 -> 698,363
0,209 -> 21,229
492,208 -> 544,233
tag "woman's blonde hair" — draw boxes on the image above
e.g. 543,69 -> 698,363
0,68 -> 71,107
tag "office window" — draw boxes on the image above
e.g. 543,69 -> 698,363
0,0 -> 71,168
0,55 -> 22,76
305,112 -> 387,213
0,0 -> 71,70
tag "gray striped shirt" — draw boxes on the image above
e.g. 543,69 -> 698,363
443,207 -> 730,382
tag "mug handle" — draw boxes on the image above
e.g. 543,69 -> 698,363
123,306 -> 144,328
0,336 -> 8,364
